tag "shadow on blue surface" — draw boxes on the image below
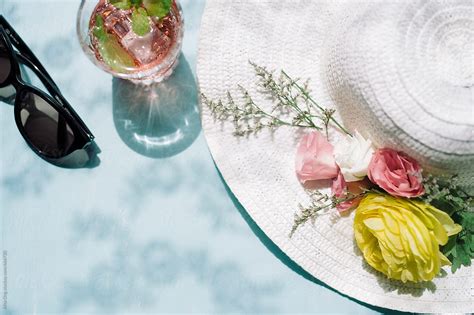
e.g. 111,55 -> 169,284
112,54 -> 201,159
61,209 -> 282,313
215,167 -> 412,315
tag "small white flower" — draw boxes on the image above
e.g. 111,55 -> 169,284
334,131 -> 374,182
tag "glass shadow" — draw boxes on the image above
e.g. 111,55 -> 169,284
112,55 -> 201,159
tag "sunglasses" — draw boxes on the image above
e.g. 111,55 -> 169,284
0,15 -> 96,167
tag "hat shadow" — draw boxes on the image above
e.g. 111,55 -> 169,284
112,55 -> 201,159
216,167 -> 410,315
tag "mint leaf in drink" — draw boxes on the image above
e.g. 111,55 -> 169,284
143,0 -> 172,18
93,15 -> 107,42
110,0 -> 133,10
131,0 -> 142,7
131,7 -> 151,36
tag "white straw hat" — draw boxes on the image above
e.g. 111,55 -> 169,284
197,0 -> 473,312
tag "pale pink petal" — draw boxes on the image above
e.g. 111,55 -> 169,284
331,171 -> 347,198
295,132 -> 338,184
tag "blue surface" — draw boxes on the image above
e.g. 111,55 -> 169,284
0,1 -> 401,314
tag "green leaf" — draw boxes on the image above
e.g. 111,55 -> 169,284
93,15 -> 107,42
457,246 -> 471,265
462,211 -> 474,230
143,0 -> 172,18
110,0 -> 133,10
442,214 -> 474,273
442,236 -> 457,257
424,174 -> 474,273
131,7 -> 151,36
451,257 -> 462,273
131,0 -> 142,7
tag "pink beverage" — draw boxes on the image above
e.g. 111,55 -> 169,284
85,0 -> 183,83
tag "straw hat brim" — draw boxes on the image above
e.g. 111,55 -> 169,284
197,0 -> 473,312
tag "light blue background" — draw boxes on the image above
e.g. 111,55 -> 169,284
0,1 -> 406,314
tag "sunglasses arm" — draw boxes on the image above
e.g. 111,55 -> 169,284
0,15 -> 59,92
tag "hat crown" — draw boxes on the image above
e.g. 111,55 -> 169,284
324,0 -> 474,185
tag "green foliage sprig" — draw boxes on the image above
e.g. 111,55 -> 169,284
422,174 -> 474,272
202,62 -> 351,137
289,189 -> 376,237
290,191 -> 332,238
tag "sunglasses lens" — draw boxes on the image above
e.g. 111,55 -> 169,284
18,91 -> 76,158
0,34 -> 11,85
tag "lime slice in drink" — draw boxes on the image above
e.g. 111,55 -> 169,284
93,15 -> 136,72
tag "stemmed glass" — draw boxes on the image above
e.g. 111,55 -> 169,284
77,0 -> 184,84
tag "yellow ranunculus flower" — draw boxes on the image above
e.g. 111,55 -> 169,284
354,193 -> 462,283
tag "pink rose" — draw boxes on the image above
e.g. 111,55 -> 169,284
368,148 -> 425,198
295,132 -> 339,184
331,171 -> 363,213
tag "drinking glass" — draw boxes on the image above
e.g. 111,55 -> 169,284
77,0 -> 184,84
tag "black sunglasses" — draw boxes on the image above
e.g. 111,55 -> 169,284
0,15 -> 97,167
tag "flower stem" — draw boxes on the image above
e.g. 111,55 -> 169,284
281,70 -> 352,136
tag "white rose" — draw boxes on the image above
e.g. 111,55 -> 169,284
334,131 -> 374,182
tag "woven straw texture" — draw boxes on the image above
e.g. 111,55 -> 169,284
197,0 -> 473,313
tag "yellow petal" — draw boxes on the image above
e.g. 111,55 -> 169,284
439,252 -> 452,266
425,204 -> 463,237
364,218 -> 385,231
354,193 -> 461,283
